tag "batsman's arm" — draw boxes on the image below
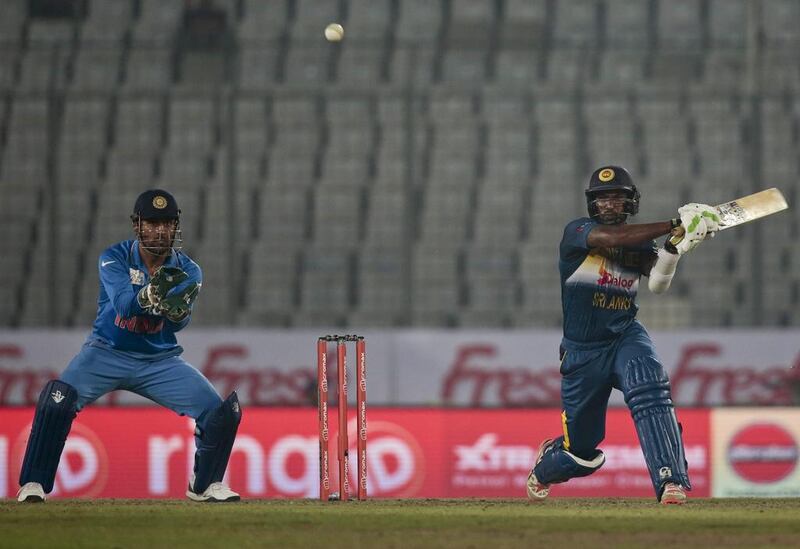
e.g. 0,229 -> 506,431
586,219 -> 679,249
98,251 -> 150,317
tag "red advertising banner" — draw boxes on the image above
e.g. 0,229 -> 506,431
0,407 -> 710,499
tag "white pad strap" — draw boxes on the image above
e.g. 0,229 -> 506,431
648,248 -> 680,294
565,449 -> 606,470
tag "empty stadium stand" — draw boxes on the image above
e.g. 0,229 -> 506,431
1,0 -> 798,328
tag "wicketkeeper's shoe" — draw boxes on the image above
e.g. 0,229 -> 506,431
186,476 -> 240,502
660,482 -> 687,505
17,482 -> 46,503
526,438 -> 554,501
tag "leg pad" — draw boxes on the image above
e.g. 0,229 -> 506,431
19,380 -> 78,493
534,439 -> 605,485
192,391 -> 242,493
624,355 -> 691,499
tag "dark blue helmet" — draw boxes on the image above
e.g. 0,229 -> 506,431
131,189 -> 181,221
585,166 -> 640,223
130,189 -> 183,252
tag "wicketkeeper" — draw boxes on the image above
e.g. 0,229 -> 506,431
17,189 -> 241,503
526,166 -> 719,504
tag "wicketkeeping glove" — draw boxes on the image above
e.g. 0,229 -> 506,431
136,266 -> 189,313
156,281 -> 201,322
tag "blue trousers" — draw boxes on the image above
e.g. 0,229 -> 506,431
536,321 -> 691,498
60,340 -> 222,421
559,321 -> 661,458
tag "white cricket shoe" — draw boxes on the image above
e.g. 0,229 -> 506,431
17,482 -> 46,503
526,438 -> 554,501
660,482 -> 687,505
186,476 -> 240,502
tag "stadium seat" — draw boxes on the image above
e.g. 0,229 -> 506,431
656,0 -> 704,50
605,0 -> 654,49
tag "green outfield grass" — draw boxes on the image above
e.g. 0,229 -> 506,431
1,498 -> 799,549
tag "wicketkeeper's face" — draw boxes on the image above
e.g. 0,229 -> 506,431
135,218 -> 178,256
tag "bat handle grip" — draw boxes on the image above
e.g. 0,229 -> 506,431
668,225 -> 685,246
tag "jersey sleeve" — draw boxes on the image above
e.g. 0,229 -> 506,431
638,239 -> 660,276
98,247 -> 148,318
559,218 -> 598,261
185,258 -> 203,286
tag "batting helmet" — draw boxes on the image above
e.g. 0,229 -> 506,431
585,166 -> 640,222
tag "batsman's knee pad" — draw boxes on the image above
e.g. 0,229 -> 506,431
192,391 -> 242,493
19,380 -> 78,493
624,355 -> 691,499
534,441 -> 605,485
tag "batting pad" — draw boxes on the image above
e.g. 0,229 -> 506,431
19,379 -> 78,493
191,391 -> 242,494
534,440 -> 606,485
624,355 -> 691,499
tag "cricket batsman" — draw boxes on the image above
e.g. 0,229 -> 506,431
17,189 -> 241,503
526,166 -> 719,504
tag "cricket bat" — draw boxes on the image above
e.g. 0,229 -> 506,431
672,188 -> 788,240
713,187 -> 788,230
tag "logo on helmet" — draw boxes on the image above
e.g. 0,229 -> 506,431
152,196 -> 168,209
598,169 -> 615,182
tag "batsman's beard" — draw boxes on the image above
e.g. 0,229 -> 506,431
598,212 -> 628,225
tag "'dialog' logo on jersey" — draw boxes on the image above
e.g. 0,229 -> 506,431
596,265 -> 635,289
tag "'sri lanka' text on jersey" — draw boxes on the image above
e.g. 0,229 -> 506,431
559,218 -> 657,346
88,240 -> 202,356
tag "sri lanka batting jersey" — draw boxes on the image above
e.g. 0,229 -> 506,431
88,240 -> 202,356
559,218 -> 657,347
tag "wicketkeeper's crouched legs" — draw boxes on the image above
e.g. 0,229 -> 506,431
191,391 -> 242,494
624,355 -> 691,500
19,380 -> 78,493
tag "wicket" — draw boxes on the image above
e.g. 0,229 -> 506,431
317,335 -> 367,501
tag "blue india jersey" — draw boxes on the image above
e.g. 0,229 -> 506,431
559,218 -> 657,346
88,240 -> 202,356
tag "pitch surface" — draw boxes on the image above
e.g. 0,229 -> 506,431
2,498 -> 799,548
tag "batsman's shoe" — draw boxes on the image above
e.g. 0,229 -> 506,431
186,476 -> 240,502
526,438 -> 554,501
660,482 -> 687,505
17,482 -> 46,503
